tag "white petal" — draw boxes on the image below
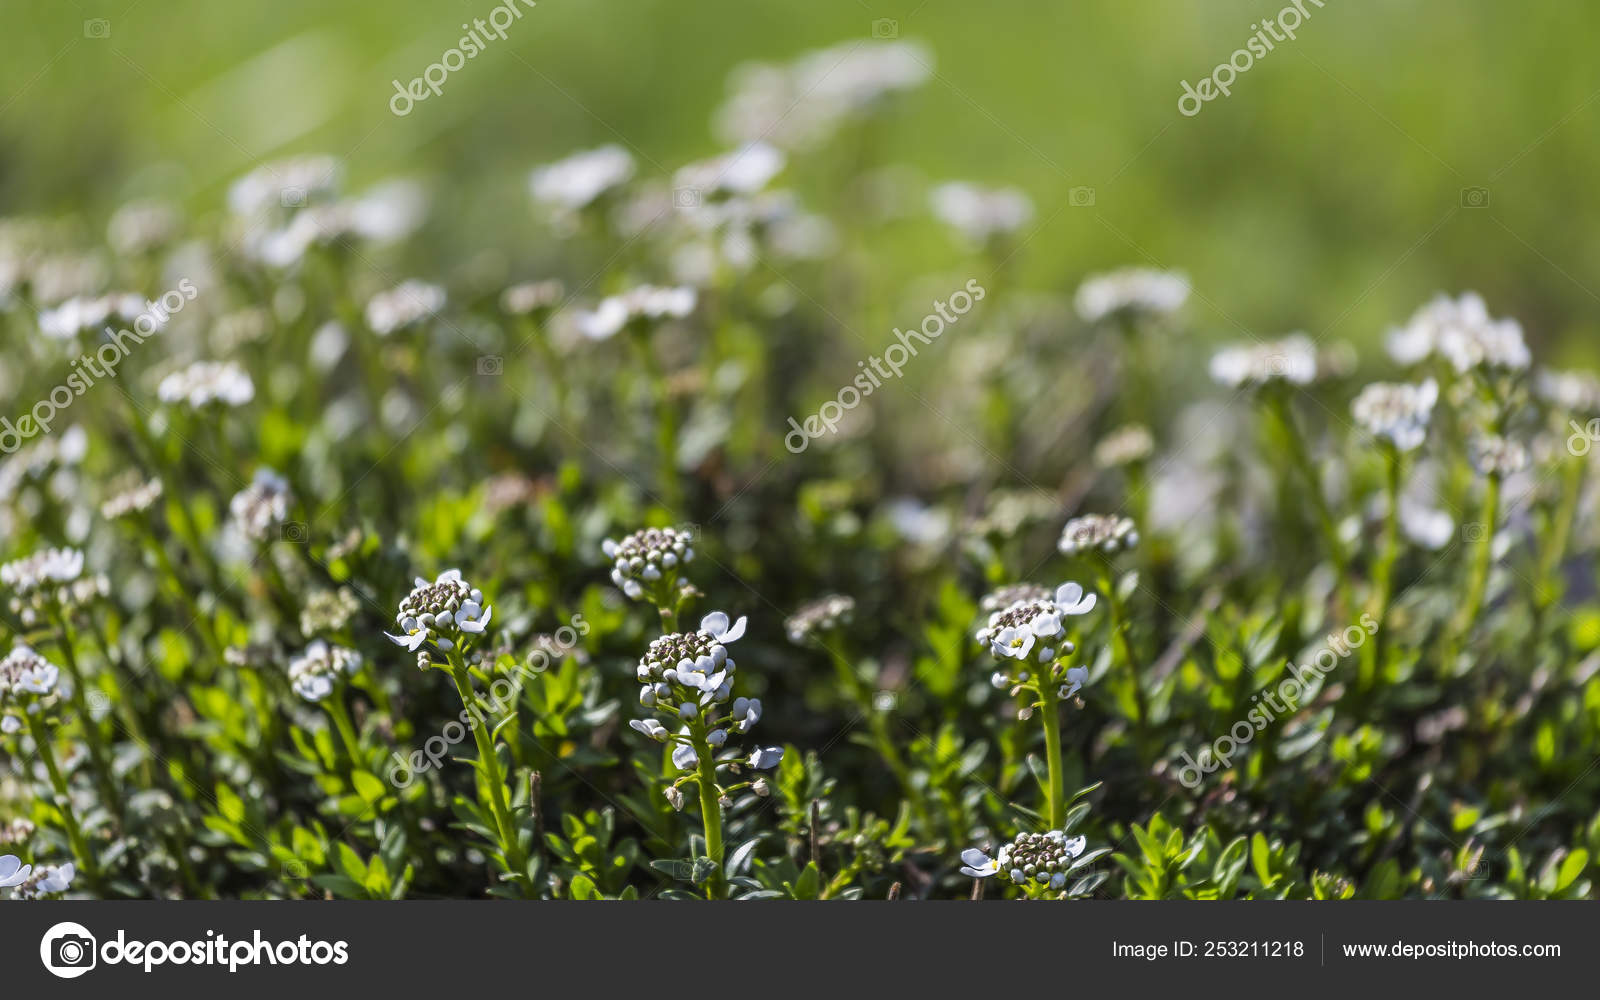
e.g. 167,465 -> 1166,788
671,744 -> 699,770
700,611 -> 730,635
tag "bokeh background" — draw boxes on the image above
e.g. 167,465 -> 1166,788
3,0 -> 1599,367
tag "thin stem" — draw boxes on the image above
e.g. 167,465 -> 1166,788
1036,679 -> 1065,830
693,732 -> 727,899
447,654 -> 528,886
1534,456 -> 1584,634
1268,393 -> 1353,611
24,708 -> 100,893
326,691 -> 362,771
47,607 -> 121,819
1362,449 -> 1404,694
1099,564 -> 1149,756
1456,474 -> 1502,639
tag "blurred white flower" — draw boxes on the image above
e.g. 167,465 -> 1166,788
1399,499 -> 1453,550
529,145 -> 635,213
576,285 -> 696,340
1351,378 -> 1438,451
157,360 -> 255,408
228,155 -> 343,217
1209,334 -> 1319,389
1074,268 -> 1189,324
674,143 -> 785,200
1058,514 -> 1140,557
930,182 -> 1033,243
229,467 -> 292,542
107,198 -> 181,256
1386,292 -> 1529,373
38,292 -> 156,340
287,640 -> 363,702
365,280 -> 446,336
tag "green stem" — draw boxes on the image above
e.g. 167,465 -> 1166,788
447,655 -> 528,886
48,608 -> 121,819
1534,457 -> 1584,631
1444,474 -> 1501,673
1268,393 -> 1352,612
1100,565 -> 1149,756
23,708 -> 100,893
1036,679 -> 1066,830
326,691 -> 362,771
1362,450 -> 1404,694
693,733 -> 727,899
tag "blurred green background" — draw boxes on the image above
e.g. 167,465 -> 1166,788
3,0 -> 1598,361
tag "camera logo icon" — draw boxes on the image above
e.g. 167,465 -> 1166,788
1460,186 -> 1490,208
672,187 -> 702,209
40,921 -> 97,979
1069,185 -> 1096,207
83,18 -> 111,38
280,521 -> 310,543
476,355 -> 504,375
871,18 -> 899,38
281,185 -> 307,209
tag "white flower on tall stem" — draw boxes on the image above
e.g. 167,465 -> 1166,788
1074,268 -> 1189,324
364,280 -> 445,336
157,360 -> 255,408
384,569 -> 493,660
976,583 -> 1096,666
1351,378 -> 1439,452
287,640 -> 363,702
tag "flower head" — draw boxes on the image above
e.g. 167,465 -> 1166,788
960,830 -> 1090,891
1209,334 -> 1320,389
38,292 -> 156,340
576,285 -> 696,341
108,198 -> 181,256
976,582 -> 1096,666
1,546 -> 84,597
930,182 -> 1033,244
5,859 -> 76,899
0,644 -> 61,735
1094,424 -> 1155,469
1057,514 -> 1139,557
229,467 -> 292,542
1537,369 -> 1600,417
1074,269 -> 1189,324
500,279 -> 566,318
530,145 -> 635,214
100,475 -> 163,520
1386,292 -> 1529,374
1351,378 -> 1438,452
386,569 -> 493,659
229,155 -> 342,217
365,280 -> 445,336
979,583 -> 1053,615
287,640 -> 363,702
1468,433 -> 1529,478
157,360 -> 255,409
785,594 -> 855,644
300,586 -> 361,637
603,525 -> 695,603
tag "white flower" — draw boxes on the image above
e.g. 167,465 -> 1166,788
108,198 -> 181,255
714,42 -> 932,150
1209,334 -> 1320,389
731,697 -> 762,733
576,285 -> 696,340
385,569 -> 493,655
748,746 -> 784,770
100,475 -> 163,520
365,280 -> 445,336
228,155 -> 343,216
674,143 -> 785,200
785,595 -> 855,643
1351,378 -> 1439,452
157,360 -> 255,408
0,854 -> 30,887
529,145 -> 635,212
1399,500 -> 1453,551
229,467 -> 292,542
1,547 -> 84,595
976,583 -> 1095,664
604,525 -> 695,601
700,611 -> 748,644
1061,665 -> 1089,699
287,640 -> 363,702
1094,424 -> 1155,468
1057,514 -> 1140,557
1074,268 -> 1189,324
1536,369 -> 1600,416
500,279 -> 565,317
930,182 -> 1033,243
960,830 -> 1089,889
8,861 -> 75,899
671,742 -> 699,771
1468,434 -> 1528,478
0,645 -> 61,727
38,292 -> 156,340
629,718 -> 669,742
1386,292 -> 1529,373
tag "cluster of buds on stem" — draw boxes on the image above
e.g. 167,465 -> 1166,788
975,582 -> 1097,711
384,569 -> 493,667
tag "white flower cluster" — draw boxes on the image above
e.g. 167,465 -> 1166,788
38,292 -> 155,340
365,280 -> 446,336
247,180 -> 428,269
1209,334 -> 1320,389
300,586 -> 361,637
0,644 -> 61,735
978,583 -> 1053,615
1386,292 -> 1530,374
960,830 -> 1090,891
287,640 -> 364,702
229,467 -> 292,542
529,145 -> 635,214
500,279 -> 565,317
228,155 -> 343,217
628,612 -> 783,774
0,855 -> 76,899
1537,368 -> 1600,416
715,41 -> 933,151
385,569 -> 493,661
1,546 -> 84,596
975,581 -> 1097,683
107,198 -> 180,256
1074,268 -> 1190,324
577,285 -> 696,341
930,182 -> 1033,244
1350,378 -> 1439,452
784,594 -> 855,643
1094,424 -> 1155,469
157,360 -> 255,408
603,526 -> 695,602
674,143 -> 786,201
1058,514 -> 1139,557
1468,433 -> 1529,478
100,475 -> 163,520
